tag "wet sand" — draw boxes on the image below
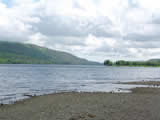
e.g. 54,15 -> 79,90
0,86 -> 160,120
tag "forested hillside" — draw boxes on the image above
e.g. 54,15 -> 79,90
0,41 -> 99,65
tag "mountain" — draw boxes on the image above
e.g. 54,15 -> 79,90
148,59 -> 160,63
0,41 -> 99,65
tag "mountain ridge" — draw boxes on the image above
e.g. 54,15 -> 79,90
0,41 -> 100,65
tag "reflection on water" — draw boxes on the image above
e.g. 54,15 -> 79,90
0,64 -> 160,104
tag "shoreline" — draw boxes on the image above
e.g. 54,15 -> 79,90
1,81 -> 160,120
0,87 -> 158,105
0,87 -> 160,120
1,80 -> 159,105
2,85 -> 159,105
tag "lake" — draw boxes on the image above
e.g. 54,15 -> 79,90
0,64 -> 160,104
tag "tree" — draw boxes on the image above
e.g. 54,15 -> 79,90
104,60 -> 113,66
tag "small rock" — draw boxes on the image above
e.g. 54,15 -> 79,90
87,113 -> 96,118
69,117 -> 77,120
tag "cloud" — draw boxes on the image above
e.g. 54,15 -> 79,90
0,0 -> 160,62
32,15 -> 116,38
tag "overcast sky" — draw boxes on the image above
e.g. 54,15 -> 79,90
0,0 -> 160,62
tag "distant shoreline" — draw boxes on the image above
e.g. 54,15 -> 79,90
105,65 -> 160,67
104,59 -> 160,67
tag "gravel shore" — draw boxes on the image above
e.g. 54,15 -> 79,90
0,87 -> 160,120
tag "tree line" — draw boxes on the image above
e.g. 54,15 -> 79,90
104,60 -> 160,67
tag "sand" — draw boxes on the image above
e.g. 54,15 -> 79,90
0,87 -> 160,120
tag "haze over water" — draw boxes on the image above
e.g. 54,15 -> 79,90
0,64 -> 160,104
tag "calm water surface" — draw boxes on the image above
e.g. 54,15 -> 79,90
0,64 -> 160,104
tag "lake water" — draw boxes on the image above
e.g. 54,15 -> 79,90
0,64 -> 160,104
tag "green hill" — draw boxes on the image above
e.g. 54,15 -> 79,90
148,59 -> 160,63
0,41 -> 99,65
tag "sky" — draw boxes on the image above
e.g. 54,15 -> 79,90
0,0 -> 160,62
